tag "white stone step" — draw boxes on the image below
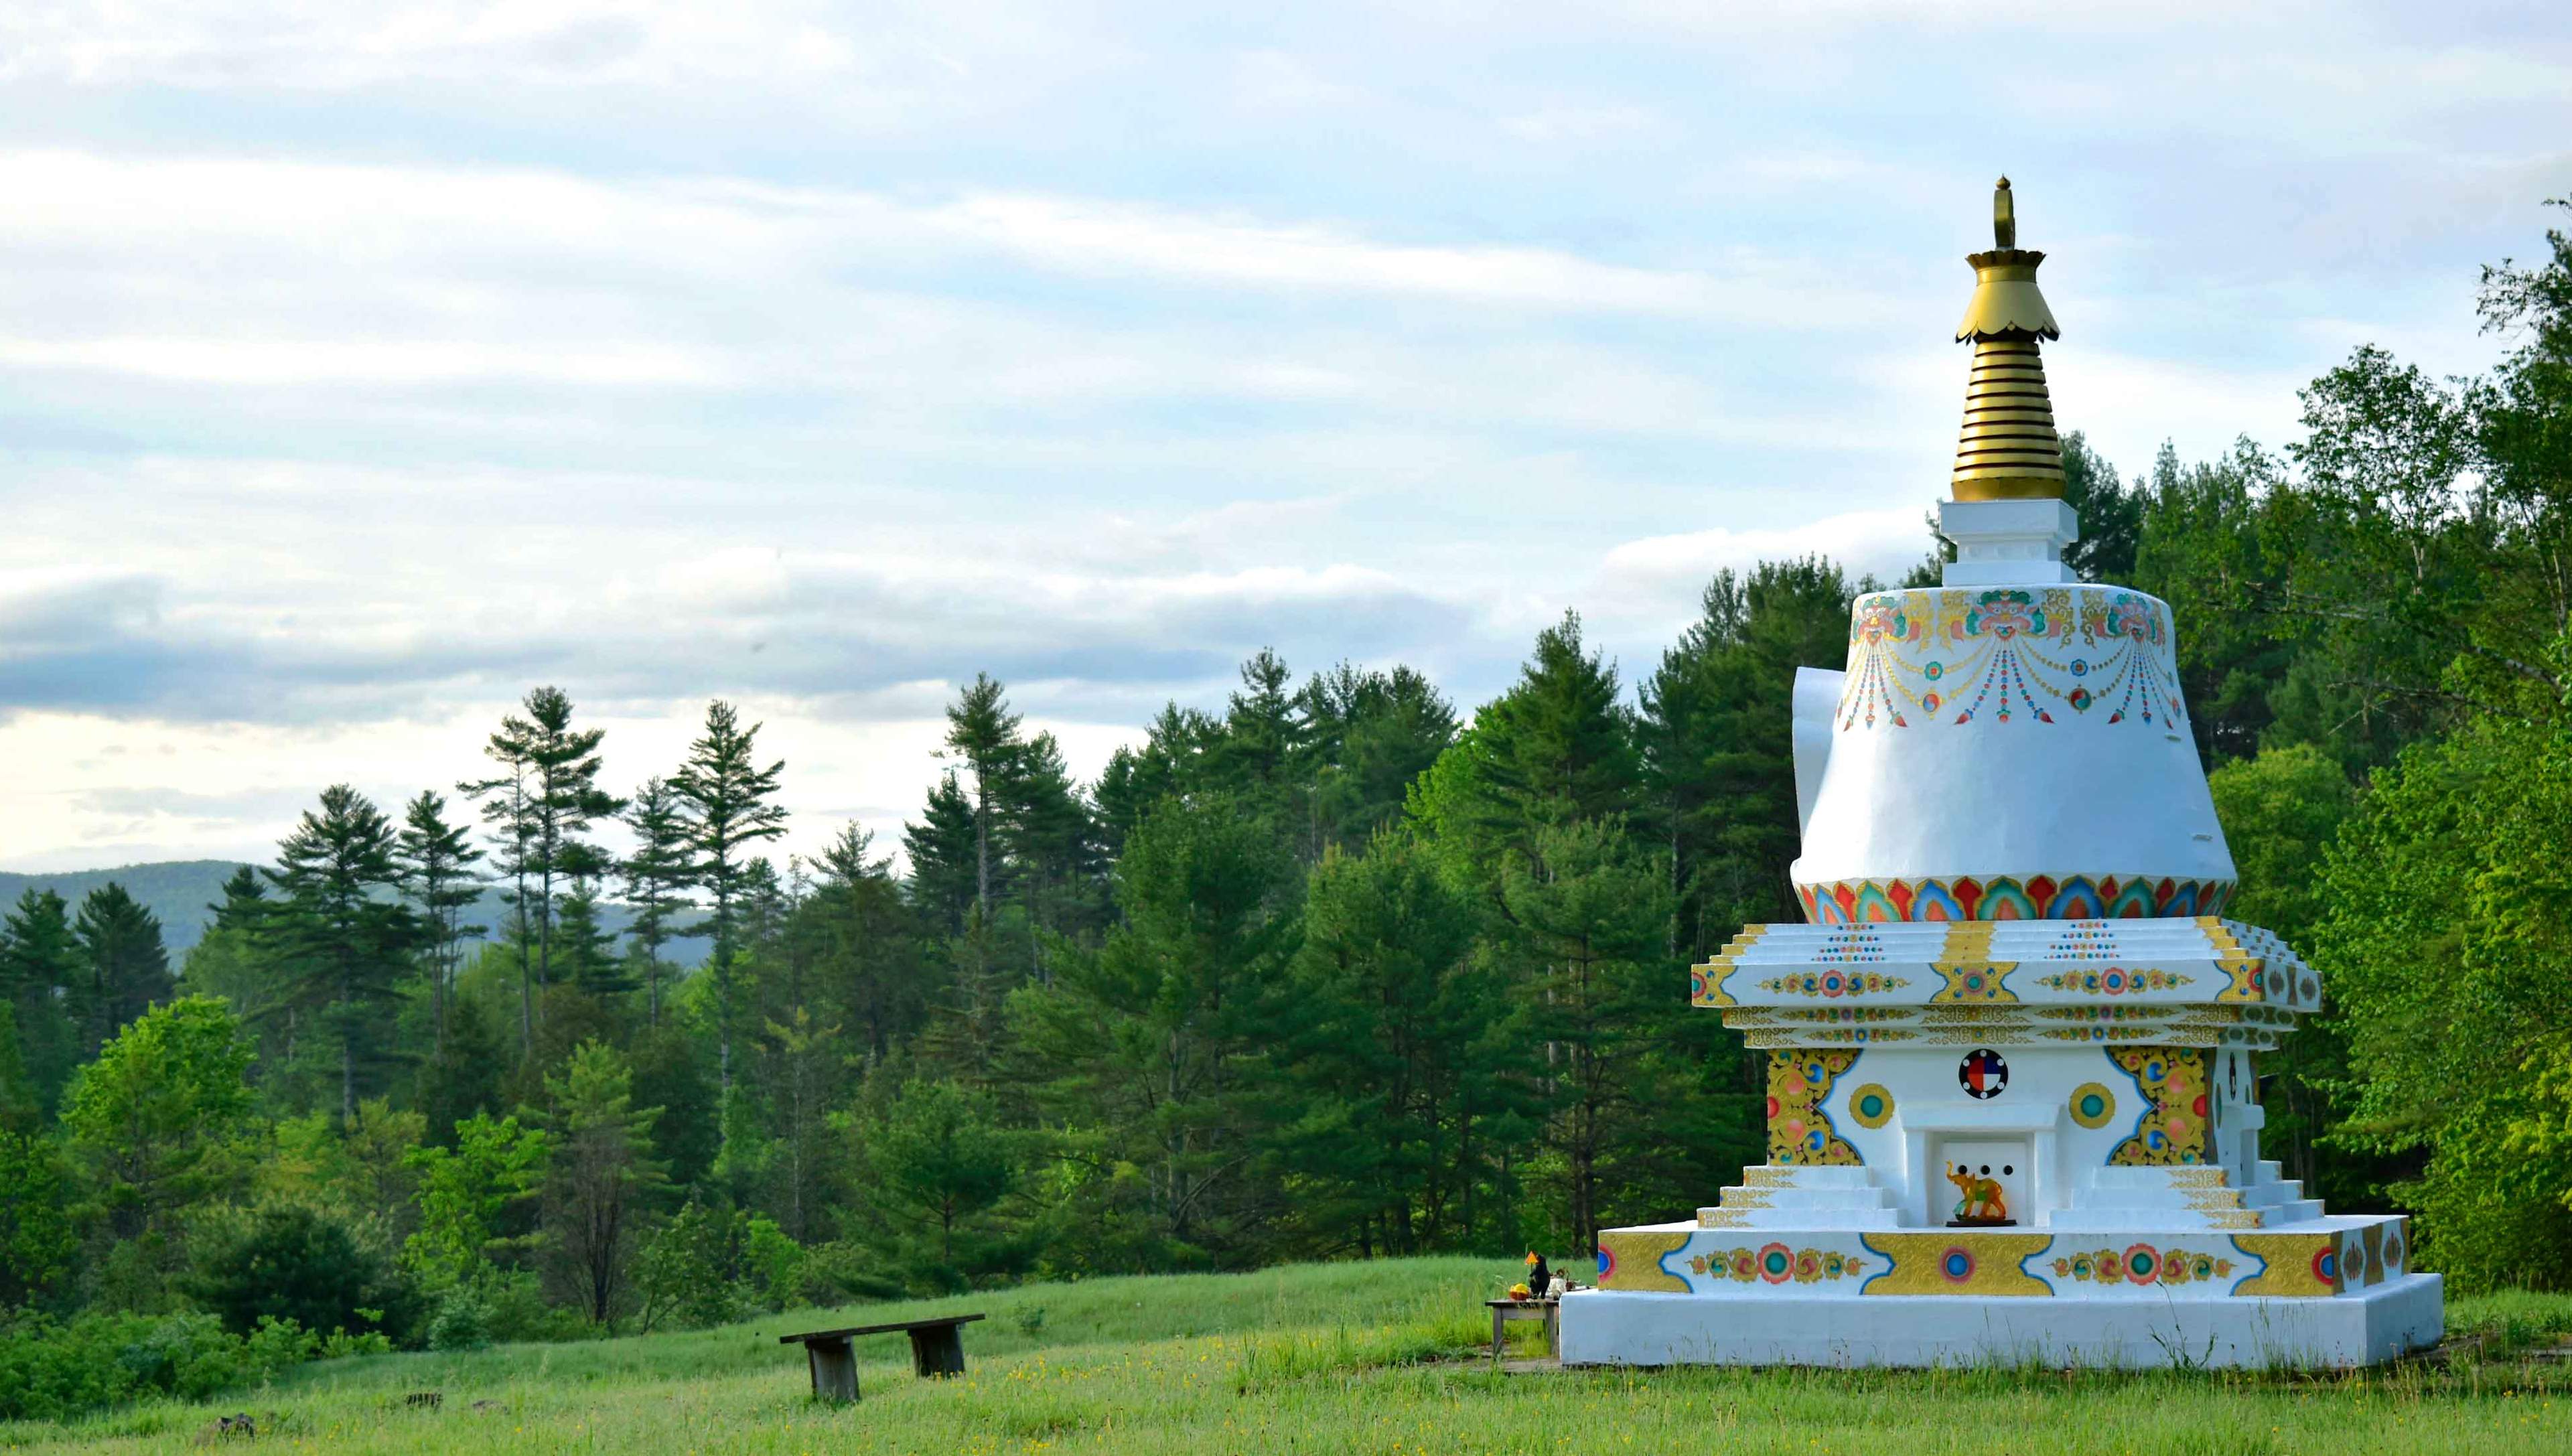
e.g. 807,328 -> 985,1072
2089,1166 -> 2234,1191
1697,1206 -> 1904,1230
2261,1198 -> 2326,1226
1714,1183 -> 1897,1210
2067,1187 -> 2246,1213
1738,1165 -> 1877,1190
2042,1207 -> 2264,1232
2241,1179 -> 2305,1210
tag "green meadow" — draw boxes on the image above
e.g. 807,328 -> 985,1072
7,1258 -> 2571,1455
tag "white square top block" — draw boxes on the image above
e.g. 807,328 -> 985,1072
1940,497 -> 2079,585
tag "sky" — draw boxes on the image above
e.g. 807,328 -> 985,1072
3,1 -> 2569,874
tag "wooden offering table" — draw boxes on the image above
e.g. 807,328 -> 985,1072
1485,1298 -> 1558,1365
779,1313 -> 986,1402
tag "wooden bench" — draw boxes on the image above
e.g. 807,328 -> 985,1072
779,1314 -> 986,1402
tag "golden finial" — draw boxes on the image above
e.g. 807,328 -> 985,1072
1950,175 -> 2064,501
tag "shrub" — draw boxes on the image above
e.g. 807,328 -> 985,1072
0,1311 -> 317,1422
185,1204 -> 425,1348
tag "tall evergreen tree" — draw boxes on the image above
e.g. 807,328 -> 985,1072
1303,663 -> 1458,855
805,824 -> 923,1066
398,790 -> 486,1055
1005,731 -> 1106,976
1019,794 -> 1301,1260
0,888 -> 82,1114
903,773 -> 981,936
1638,559 -> 1857,954
620,777 -> 697,1026
1214,648 -> 1305,816
940,673 -> 1025,916
1284,831 -> 1500,1255
208,866 -> 271,936
463,688 -> 623,1050
68,883 -> 173,1054
672,700 -> 788,1104
267,785 -> 426,1123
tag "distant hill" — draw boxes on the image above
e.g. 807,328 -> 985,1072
0,859 -> 708,965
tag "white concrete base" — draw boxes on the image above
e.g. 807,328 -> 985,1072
1558,1274 -> 2442,1370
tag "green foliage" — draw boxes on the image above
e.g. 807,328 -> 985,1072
1281,831 -> 1504,1254
633,1197 -> 804,1332
0,1311 -> 320,1422
60,997 -> 255,1239
0,1129 -> 78,1307
264,785 -> 426,1122
67,883 -> 173,1058
672,699 -> 789,1120
866,1078 -> 1015,1270
403,1112 -> 549,1289
1,888 -> 84,1114
541,1041 -> 668,1324
184,1203 -> 423,1345
2315,715 -> 2572,1289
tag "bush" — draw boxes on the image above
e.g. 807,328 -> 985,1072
185,1204 -> 425,1348
425,1283 -> 494,1352
0,1311 -> 317,1422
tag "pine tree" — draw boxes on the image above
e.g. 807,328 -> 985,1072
620,777 -> 697,1026
1305,664 -> 1457,855
542,1040 -> 668,1325
1285,831 -> 1496,1254
1214,648 -> 1305,815
806,824 -> 923,1066
1500,819 -> 1679,1253
1,888 -> 84,1114
1005,732 -> 1106,978
672,701 -> 788,1106
267,785 -> 427,1124
69,883 -> 173,1054
1092,704 -> 1220,853
555,881 -> 630,999
1411,610 -> 1639,879
461,719 -> 540,1053
463,688 -> 623,1051
903,773 -> 980,936
940,673 -> 1025,916
1017,794 -> 1300,1258
1638,559 -> 1856,954
398,790 -> 486,1055
209,866 -> 271,936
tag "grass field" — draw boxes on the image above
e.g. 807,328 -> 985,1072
7,1258 -> 2572,1453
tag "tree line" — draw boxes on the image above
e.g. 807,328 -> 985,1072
3,202 -> 2570,1357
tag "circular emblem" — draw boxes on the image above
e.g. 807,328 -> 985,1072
1849,1084 -> 1895,1129
1940,1246 -> 1975,1284
1759,1243 -> 1794,1284
1958,1048 -> 2009,1100
2125,1244 -> 2159,1284
2069,1082 -> 2117,1129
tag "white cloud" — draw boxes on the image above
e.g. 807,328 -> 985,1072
4,2 -> 2559,873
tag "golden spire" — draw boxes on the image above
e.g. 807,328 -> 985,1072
1950,177 -> 2065,501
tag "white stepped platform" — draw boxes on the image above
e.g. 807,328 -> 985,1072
1698,1166 -> 1900,1230
1559,1275 -> 2443,1369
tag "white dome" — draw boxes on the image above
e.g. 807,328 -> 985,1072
1789,573 -> 2236,924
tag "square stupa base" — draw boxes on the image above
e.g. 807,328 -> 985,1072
1557,1274 -> 2441,1370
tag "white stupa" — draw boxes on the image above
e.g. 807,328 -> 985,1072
1557,181 -> 2441,1369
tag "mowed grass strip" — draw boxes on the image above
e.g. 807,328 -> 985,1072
6,1258 -> 2569,1455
